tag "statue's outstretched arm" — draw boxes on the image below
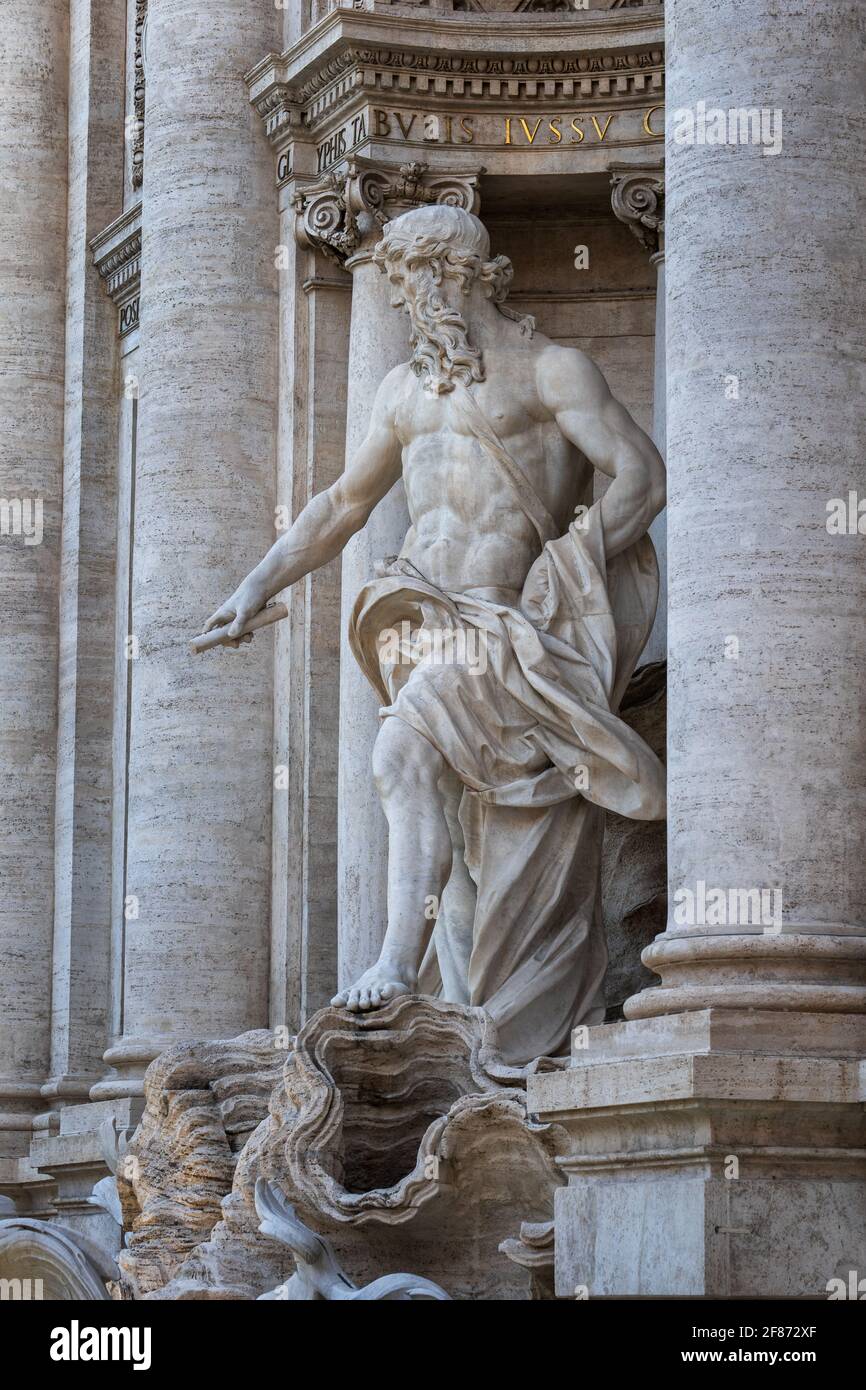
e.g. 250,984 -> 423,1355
537,345 -> 665,558
202,368 -> 404,644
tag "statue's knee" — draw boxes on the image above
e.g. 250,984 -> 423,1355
373,718 -> 441,801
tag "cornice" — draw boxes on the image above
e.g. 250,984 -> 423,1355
246,9 -> 664,148
246,4 -> 664,86
91,203 -> 142,338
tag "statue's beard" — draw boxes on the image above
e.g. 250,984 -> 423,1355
402,274 -> 485,396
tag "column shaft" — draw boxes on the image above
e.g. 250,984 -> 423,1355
627,0 -> 866,1017
0,0 -> 69,1157
270,225 -> 349,1028
102,0 -> 281,1091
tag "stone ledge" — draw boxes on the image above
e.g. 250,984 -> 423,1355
529,1051 -> 865,1117
561,1007 -> 866,1065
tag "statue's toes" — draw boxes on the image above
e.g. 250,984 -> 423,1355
331,989 -> 349,1008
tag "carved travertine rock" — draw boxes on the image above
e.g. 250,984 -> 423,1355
119,1000 -> 568,1301
499,1220 -> 555,1301
116,1032 -> 284,1300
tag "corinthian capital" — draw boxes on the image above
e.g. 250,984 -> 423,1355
293,160 -> 483,265
610,169 -> 665,261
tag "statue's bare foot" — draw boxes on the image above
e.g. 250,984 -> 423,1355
331,960 -> 415,1013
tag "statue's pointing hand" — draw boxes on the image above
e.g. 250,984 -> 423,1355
203,577 -> 269,650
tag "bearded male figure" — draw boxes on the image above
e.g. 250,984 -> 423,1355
204,204 -> 666,1065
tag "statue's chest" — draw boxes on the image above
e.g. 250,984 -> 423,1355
396,388 -> 459,442
395,380 -> 525,444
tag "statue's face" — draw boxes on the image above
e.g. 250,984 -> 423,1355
375,234 -> 487,393
381,249 -> 469,323
383,258 -> 411,313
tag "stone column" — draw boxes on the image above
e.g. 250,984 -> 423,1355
0,0 -> 69,1163
627,0 -> 866,1018
611,170 -> 666,667
41,0 -> 128,1123
529,0 -> 866,1299
97,0 -> 281,1099
294,163 -> 482,992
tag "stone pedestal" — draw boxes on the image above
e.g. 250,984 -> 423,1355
529,1010 -> 866,1298
114,1001 -> 564,1301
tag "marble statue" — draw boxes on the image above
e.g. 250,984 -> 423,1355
204,204 -> 666,1064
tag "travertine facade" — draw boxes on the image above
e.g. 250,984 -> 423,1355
1,0 -> 863,1302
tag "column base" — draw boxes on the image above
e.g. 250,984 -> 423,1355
625,931 -> 866,1019
528,1009 -> 866,1299
90,1037 -> 183,1101
0,1080 -> 45,1161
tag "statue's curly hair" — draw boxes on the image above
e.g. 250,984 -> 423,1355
372,204 -> 514,303
371,206 -> 528,393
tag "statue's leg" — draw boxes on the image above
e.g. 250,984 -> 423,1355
331,715 -> 452,1013
420,767 -> 476,1003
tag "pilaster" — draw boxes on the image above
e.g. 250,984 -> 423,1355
290,159 -> 481,990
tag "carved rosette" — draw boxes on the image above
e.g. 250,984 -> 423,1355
131,0 -> 147,190
610,170 -> 665,260
293,161 -> 482,265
